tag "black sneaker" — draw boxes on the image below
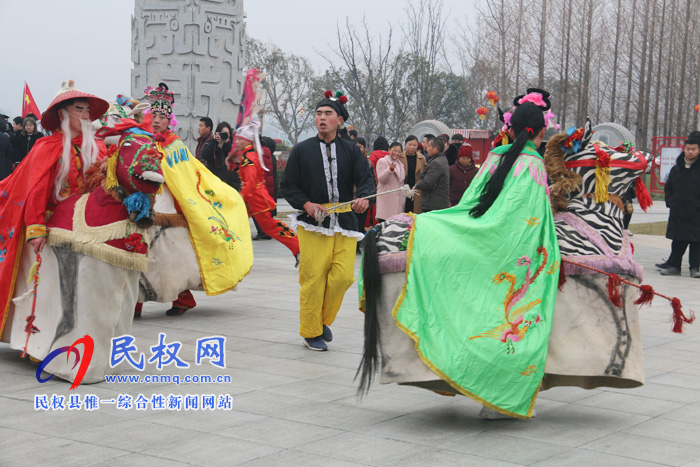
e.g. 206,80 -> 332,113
655,260 -> 669,270
660,267 -> 681,276
303,336 -> 328,351
322,325 -> 333,343
691,268 -> 700,279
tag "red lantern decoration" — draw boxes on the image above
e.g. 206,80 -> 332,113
485,91 -> 499,107
695,104 -> 699,113
477,106 -> 489,120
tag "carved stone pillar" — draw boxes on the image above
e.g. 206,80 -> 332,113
131,0 -> 245,149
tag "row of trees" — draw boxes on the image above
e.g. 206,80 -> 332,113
247,0 -> 700,150
471,0 -> 700,149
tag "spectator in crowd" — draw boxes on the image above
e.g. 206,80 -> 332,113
445,133 -> 464,165
375,141 -> 406,223
12,117 -> 23,134
369,136 -> 389,172
449,144 -> 478,206
200,121 -> 241,190
13,116 -> 43,168
658,132 -> 700,278
399,135 -> 426,213
195,116 -> 214,163
415,136 -> 450,212
367,137 -> 389,225
422,133 -> 434,150
354,136 -> 371,240
339,126 -> 352,141
0,119 -> 13,180
349,129 -> 358,141
356,136 -> 367,156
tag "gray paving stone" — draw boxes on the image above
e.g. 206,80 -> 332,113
87,452 -> 195,467
2,237 -> 700,465
358,413 -> 482,447
534,403 -> 651,431
0,436 -> 128,467
530,447 -> 664,466
649,372 -> 700,390
659,405 -> 700,425
220,417 -> 344,449
297,432 -> 428,465
574,391 -> 686,417
441,431 -> 572,464
140,432 -> 283,466
485,418 -> 612,448
624,418 -> 700,446
385,449 -> 522,466
581,432 -> 700,466
242,449 -> 369,467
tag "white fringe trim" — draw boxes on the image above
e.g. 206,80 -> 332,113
287,213 -> 365,240
63,195 -> 150,244
48,233 -> 150,272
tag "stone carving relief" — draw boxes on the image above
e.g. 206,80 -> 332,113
131,0 -> 245,148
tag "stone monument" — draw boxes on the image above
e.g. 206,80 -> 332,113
131,0 -> 246,148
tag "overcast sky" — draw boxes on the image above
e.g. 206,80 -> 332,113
0,0 -> 478,120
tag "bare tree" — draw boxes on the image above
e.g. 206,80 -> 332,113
246,38 -> 317,144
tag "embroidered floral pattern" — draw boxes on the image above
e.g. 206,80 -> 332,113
469,246 -> 549,354
124,233 -> 147,254
196,171 -> 241,247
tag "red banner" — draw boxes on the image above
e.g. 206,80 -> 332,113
22,82 -> 42,119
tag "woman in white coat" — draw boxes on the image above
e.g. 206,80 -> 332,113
375,142 -> 406,223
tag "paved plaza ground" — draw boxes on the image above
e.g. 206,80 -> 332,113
2,203 -> 700,466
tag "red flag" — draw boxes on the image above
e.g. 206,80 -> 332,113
22,82 -> 42,119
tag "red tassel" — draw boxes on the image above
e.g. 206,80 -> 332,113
634,284 -> 655,307
635,177 -> 653,212
607,274 -> 623,308
558,267 -> 567,291
671,297 -> 695,333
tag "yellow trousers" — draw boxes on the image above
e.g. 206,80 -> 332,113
297,226 -> 357,338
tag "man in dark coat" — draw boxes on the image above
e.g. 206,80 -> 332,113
0,120 -> 13,180
660,132 -> 700,277
415,136 -> 450,212
445,133 -> 463,166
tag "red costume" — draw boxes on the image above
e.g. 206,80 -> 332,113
238,143 -> 299,256
0,80 -> 109,335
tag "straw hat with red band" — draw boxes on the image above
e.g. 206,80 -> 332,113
41,79 -> 109,132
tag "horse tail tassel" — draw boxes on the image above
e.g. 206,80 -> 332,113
355,228 -> 382,396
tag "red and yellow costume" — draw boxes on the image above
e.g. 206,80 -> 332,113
0,132 -> 107,335
238,144 -> 299,256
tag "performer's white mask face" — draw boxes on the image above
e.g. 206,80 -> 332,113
61,101 -> 91,135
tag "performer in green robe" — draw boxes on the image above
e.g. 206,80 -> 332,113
393,96 -> 561,418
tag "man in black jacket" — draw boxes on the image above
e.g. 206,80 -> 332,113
416,136 -> 450,212
445,133 -> 464,165
660,132 -> 700,277
281,91 -> 375,351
